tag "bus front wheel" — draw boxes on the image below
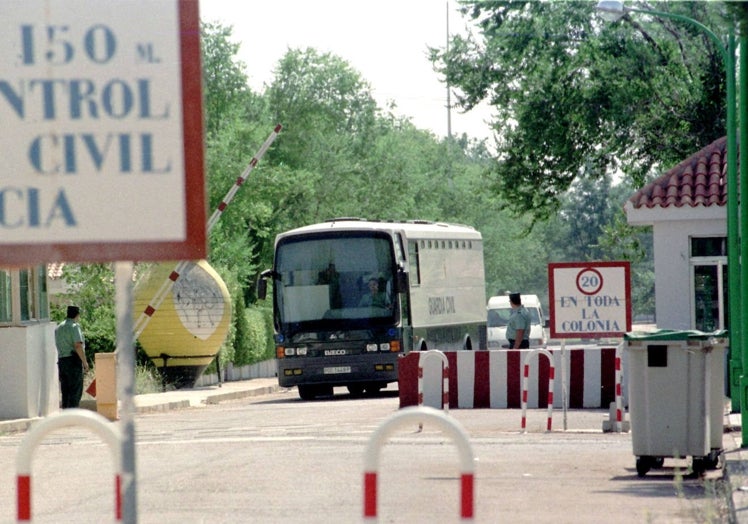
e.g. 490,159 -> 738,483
298,385 -> 333,400
298,385 -> 317,400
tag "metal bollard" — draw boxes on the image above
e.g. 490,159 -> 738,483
418,350 -> 449,412
363,406 -> 475,521
520,349 -> 555,432
16,409 -> 122,521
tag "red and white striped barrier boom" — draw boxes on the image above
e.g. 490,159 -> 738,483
86,125 -> 282,396
133,124 -> 283,338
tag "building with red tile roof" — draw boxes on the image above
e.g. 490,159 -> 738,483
625,136 -> 729,331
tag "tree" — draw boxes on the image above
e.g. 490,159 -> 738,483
201,22 -> 263,138
431,1 -> 736,217
201,22 -> 283,301
267,48 -> 379,168
553,171 -> 617,262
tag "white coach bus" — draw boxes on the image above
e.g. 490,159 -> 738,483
257,218 -> 487,399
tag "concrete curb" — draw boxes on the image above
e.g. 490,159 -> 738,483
205,385 -> 280,404
0,379 -> 282,435
0,418 -> 40,435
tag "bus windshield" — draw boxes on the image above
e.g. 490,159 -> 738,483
274,232 -> 397,332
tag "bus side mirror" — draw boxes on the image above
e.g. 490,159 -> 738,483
257,269 -> 273,300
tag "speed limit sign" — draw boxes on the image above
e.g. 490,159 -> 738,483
548,262 -> 631,339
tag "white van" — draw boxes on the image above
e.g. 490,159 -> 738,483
487,294 -> 547,348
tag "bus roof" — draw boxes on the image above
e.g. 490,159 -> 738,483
276,218 -> 482,242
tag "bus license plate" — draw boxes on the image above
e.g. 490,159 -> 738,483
323,366 -> 351,375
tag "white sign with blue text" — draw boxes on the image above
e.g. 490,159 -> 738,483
548,261 -> 631,339
0,0 -> 206,264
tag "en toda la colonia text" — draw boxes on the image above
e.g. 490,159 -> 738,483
558,294 -> 623,332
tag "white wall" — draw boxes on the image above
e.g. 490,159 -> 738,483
627,204 -> 725,330
0,324 -> 59,420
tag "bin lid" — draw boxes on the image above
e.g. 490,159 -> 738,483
623,329 -> 727,341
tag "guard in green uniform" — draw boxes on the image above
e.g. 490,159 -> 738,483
506,293 -> 530,349
55,305 -> 89,408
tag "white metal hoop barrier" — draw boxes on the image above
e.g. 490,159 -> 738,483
363,406 -> 475,521
521,349 -> 555,432
418,350 -> 449,412
16,409 -> 122,522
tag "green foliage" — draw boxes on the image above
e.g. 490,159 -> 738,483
212,265 -> 238,369
242,306 -> 275,365
432,1 -> 736,217
201,21 -> 278,303
201,22 -> 261,138
134,363 -> 168,394
53,264 -> 116,363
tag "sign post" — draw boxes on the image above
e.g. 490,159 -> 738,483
548,262 -> 632,430
3,2 -> 206,522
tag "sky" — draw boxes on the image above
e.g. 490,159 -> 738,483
198,0 -> 494,141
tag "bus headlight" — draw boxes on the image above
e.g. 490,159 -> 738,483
366,343 -> 378,352
379,342 -> 390,351
296,346 -> 308,356
284,347 -> 295,356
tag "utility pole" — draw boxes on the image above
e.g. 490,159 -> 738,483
446,1 -> 452,140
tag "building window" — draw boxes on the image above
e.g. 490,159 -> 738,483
691,237 -> 727,257
0,271 -> 11,322
690,237 -> 727,331
0,266 -> 50,325
20,269 -> 31,321
37,265 -> 49,319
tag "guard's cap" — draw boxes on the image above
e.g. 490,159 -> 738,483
66,305 -> 80,319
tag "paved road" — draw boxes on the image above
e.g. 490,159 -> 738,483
0,385 -> 731,523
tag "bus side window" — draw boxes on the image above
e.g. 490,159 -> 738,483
408,240 -> 421,285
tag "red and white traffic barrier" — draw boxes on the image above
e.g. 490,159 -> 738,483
399,347 -> 624,410
16,409 -> 122,521
363,407 -> 474,521
418,350 -> 449,412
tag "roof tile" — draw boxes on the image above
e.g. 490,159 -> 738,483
628,136 -> 730,210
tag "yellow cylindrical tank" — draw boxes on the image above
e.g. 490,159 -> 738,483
134,260 -> 231,388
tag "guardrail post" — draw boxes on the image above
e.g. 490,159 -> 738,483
363,406 -> 475,521
521,349 -> 555,432
16,409 -> 122,521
